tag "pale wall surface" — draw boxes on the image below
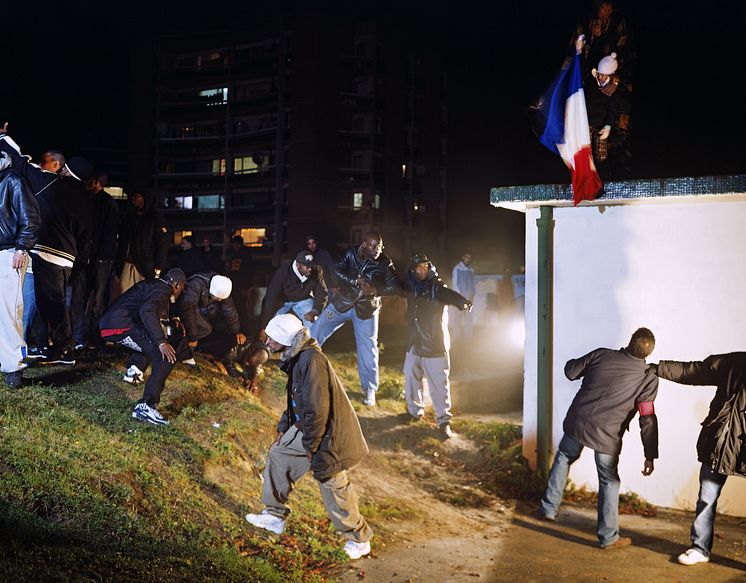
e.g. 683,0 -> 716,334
522,200 -> 746,516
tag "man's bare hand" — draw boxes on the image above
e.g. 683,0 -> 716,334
259,329 -> 268,342
303,310 -> 318,322
273,432 -> 284,446
188,340 -> 198,349
600,82 -> 619,97
159,342 -> 177,363
12,250 -> 26,270
236,333 -> 247,345
641,459 -> 654,476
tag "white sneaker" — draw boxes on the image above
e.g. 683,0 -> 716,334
132,402 -> 169,426
245,511 -> 285,534
363,390 -> 376,407
678,548 -> 710,565
182,358 -> 197,366
123,365 -> 144,384
344,540 -> 371,560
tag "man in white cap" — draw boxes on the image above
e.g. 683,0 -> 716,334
245,313 -> 373,560
173,272 -> 246,372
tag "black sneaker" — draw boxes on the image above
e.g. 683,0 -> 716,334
4,370 -> 23,388
41,348 -> 76,366
26,345 -> 48,360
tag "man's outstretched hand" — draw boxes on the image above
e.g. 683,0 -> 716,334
641,459 -> 655,476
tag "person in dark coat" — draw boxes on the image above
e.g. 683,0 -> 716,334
172,235 -> 204,277
403,254 -> 471,437
310,231 -> 400,407
245,314 -> 373,560
173,272 -> 245,372
303,234 -> 335,291
226,235 -> 254,334
99,268 -> 188,426
112,188 -> 169,298
259,251 -> 327,337
534,328 -> 659,550
200,235 -> 223,274
650,353 -> 746,565
69,170 -> 119,349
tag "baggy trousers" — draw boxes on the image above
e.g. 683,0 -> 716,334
403,349 -> 453,426
0,249 -> 28,373
261,426 -> 373,543
33,255 -> 73,350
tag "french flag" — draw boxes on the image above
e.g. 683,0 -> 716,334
533,53 -> 602,205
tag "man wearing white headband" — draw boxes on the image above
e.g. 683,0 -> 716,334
245,313 -> 373,560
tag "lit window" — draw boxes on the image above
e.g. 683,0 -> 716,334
373,193 -> 381,209
352,192 -> 363,210
234,227 -> 266,247
173,230 -> 193,245
198,195 -> 224,209
234,156 -> 258,174
174,196 -> 194,209
401,163 -> 407,178
199,87 -> 228,105
212,159 -> 226,175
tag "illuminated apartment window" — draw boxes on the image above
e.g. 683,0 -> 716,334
234,156 -> 258,174
198,195 -> 224,209
174,196 -> 194,209
173,230 -> 193,245
352,192 -> 363,210
212,158 -> 226,175
373,192 -> 381,209
234,227 -> 266,247
107,186 -> 126,200
199,87 -> 228,105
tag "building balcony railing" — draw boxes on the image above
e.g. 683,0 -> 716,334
157,126 -> 280,144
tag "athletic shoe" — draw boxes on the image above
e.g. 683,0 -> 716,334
439,423 -> 454,439
678,548 -> 710,565
40,348 -> 76,366
363,390 -> 376,407
602,536 -> 632,550
26,346 -> 48,360
344,540 -> 371,560
132,402 -> 169,426
245,511 -> 285,534
530,508 -> 556,522
74,343 -> 85,351
4,370 -> 23,389
123,365 -> 145,384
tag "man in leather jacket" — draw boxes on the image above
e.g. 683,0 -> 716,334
403,254 -> 471,438
310,231 -> 399,406
0,151 -> 40,388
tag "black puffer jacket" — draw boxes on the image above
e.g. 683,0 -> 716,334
99,278 -> 173,346
115,190 -> 169,279
657,354 -> 746,477
0,165 -> 40,252
404,266 -> 470,358
175,272 -> 240,341
277,328 -> 369,481
332,246 -> 400,319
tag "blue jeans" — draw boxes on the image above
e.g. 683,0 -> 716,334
539,433 -> 621,547
22,271 -> 36,342
310,304 -> 379,394
691,463 -> 728,556
273,298 -> 316,322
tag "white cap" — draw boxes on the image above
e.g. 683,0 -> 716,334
265,314 -> 304,346
209,275 -> 233,300
596,53 -> 618,76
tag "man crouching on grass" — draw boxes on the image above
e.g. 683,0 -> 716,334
245,313 -> 373,560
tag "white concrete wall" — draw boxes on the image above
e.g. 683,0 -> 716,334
523,199 -> 746,516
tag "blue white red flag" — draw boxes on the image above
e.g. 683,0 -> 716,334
533,53 -> 602,205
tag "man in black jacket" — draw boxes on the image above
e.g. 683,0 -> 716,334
0,150 -> 40,388
259,251 -> 327,338
70,171 -> 119,350
0,129 -> 93,365
310,231 -> 399,407
534,328 -> 659,549
245,314 -> 373,560
174,272 -> 245,372
99,268 -> 187,426
112,188 -> 169,299
650,353 -> 746,565
403,254 -> 471,437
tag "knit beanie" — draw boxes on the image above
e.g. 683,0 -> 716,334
209,275 -> 233,299
596,53 -> 618,76
265,314 -> 304,347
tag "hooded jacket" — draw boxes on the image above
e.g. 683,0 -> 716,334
99,277 -> 173,346
0,163 -> 40,252
115,190 -> 169,279
260,261 -> 328,329
331,246 -> 400,319
176,272 -> 240,341
276,327 -> 369,480
563,347 -> 659,458
0,135 -> 91,267
657,354 -> 746,477
404,265 -> 470,358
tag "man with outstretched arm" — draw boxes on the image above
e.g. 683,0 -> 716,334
533,327 -> 659,550
649,353 -> 746,566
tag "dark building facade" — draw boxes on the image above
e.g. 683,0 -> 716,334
129,11 -> 448,275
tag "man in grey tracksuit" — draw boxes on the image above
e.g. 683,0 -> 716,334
245,314 -> 373,560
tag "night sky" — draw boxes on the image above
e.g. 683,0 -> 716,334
2,1 -> 744,267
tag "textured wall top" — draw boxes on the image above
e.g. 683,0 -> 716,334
490,175 -> 746,208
